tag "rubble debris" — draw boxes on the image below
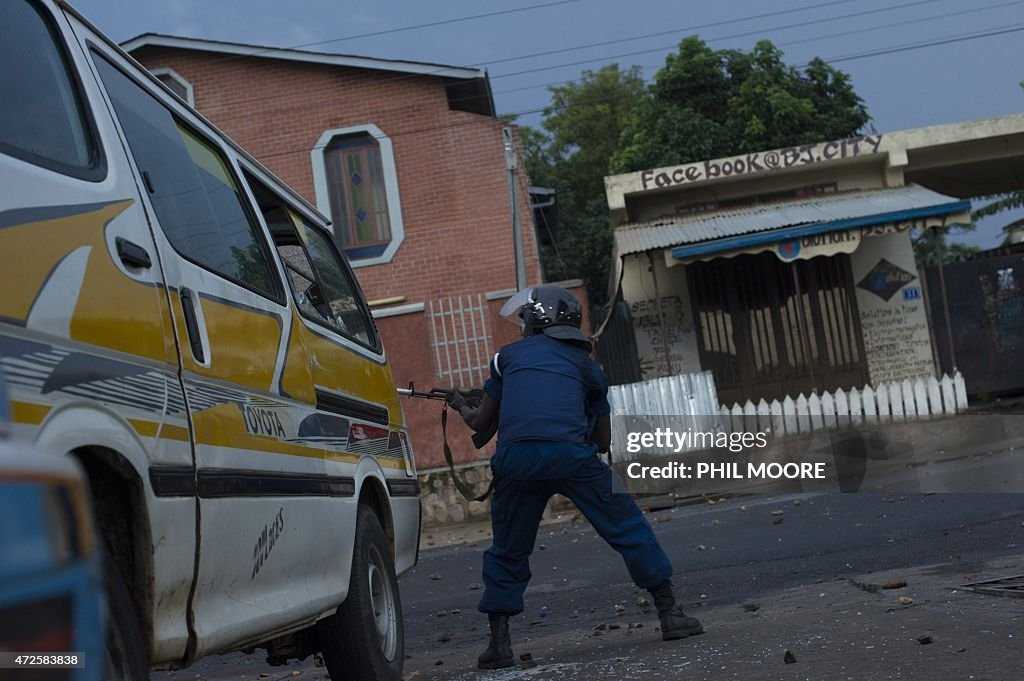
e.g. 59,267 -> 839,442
629,622 -> 643,629
656,514 -> 672,523
740,505 -> 749,512
743,602 -> 760,612
539,544 -> 546,550
697,544 -> 706,551
882,579 -> 908,590
636,596 -> 650,607
519,658 -> 538,670
712,519 -> 721,526
609,624 -> 621,630
773,518 -> 784,525
770,510 -> 784,516
784,650 -> 797,664
434,610 -> 447,617
401,672 -> 423,681
434,659 -> 444,666
707,499 -> 717,506
429,573 -> 442,581
792,500 -> 801,507
594,623 -> 607,631
450,608 -> 461,615
468,582 -> 481,590
437,632 -> 451,643
898,596 -> 914,605
614,604 -> 626,613
916,636 -> 933,645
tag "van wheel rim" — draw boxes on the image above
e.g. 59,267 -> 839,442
367,545 -> 398,661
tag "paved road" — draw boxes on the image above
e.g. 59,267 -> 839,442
402,491 -> 1024,679
152,490 -> 1024,680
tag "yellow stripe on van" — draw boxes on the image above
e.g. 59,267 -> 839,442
11,401 -> 51,425
160,424 -> 191,442
128,419 -> 160,438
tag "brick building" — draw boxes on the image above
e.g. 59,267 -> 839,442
124,35 -> 586,485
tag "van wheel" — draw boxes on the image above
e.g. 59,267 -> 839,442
103,555 -> 148,680
317,505 -> 403,681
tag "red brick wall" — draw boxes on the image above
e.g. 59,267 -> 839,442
130,46 -> 584,468
131,47 -> 542,302
379,283 -> 591,470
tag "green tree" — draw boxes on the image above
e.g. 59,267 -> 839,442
973,192 -> 1024,245
612,37 -> 869,171
523,38 -> 870,305
523,64 -> 646,300
912,226 -> 980,268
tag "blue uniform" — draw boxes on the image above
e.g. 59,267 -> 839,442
478,334 -> 673,615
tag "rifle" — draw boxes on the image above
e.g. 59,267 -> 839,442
397,382 -> 497,501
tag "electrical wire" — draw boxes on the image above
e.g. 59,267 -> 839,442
252,20 -> 1024,161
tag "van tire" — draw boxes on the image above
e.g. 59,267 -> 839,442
317,505 -> 404,681
103,554 -> 148,681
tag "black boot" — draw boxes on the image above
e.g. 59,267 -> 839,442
478,614 -> 514,670
649,581 -> 704,641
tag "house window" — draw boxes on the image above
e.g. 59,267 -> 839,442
311,124 -> 405,267
150,67 -> 194,106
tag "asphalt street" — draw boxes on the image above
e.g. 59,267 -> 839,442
400,492 -> 1024,679
151,490 -> 1024,680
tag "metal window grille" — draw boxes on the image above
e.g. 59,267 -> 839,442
426,294 -> 493,387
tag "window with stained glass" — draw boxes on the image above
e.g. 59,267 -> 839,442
323,134 -> 392,260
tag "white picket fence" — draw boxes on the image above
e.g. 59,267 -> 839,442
720,372 -> 968,437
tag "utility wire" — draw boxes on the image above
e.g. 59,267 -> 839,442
487,0 -> 1023,98
252,20 -> 1024,162
489,0 -> 951,80
185,0 -> 960,119
190,0 -> 582,66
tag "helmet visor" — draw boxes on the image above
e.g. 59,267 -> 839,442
498,287 -> 535,329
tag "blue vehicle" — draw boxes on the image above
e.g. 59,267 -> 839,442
0,368 -> 104,681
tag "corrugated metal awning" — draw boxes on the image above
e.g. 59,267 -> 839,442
613,185 -> 971,258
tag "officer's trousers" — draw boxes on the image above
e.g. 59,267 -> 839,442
478,443 -> 673,615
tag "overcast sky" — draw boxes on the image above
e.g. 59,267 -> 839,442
69,0 -> 1024,248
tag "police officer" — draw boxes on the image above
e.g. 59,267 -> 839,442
449,285 -> 703,670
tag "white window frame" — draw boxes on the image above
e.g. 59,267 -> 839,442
150,67 -> 194,106
311,124 -> 405,268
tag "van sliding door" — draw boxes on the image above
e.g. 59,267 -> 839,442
90,47 -> 329,657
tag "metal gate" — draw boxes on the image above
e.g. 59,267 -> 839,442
925,251 -> 1024,395
687,251 -> 868,405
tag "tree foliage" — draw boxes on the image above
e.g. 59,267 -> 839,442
523,37 -> 870,304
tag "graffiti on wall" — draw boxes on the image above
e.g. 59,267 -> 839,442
631,295 -> 693,377
640,135 -> 884,190
981,269 -> 1024,353
859,306 -> 933,384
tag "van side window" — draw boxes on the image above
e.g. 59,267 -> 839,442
246,174 -> 379,351
0,1 -> 101,178
91,53 -> 282,300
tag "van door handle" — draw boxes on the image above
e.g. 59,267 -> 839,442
116,237 -> 152,269
179,289 -> 205,363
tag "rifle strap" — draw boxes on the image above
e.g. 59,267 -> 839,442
441,404 -> 493,502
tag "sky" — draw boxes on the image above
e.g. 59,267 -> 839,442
69,0 -> 1024,248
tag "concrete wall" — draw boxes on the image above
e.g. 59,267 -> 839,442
619,252 -> 701,380
850,230 -> 936,384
